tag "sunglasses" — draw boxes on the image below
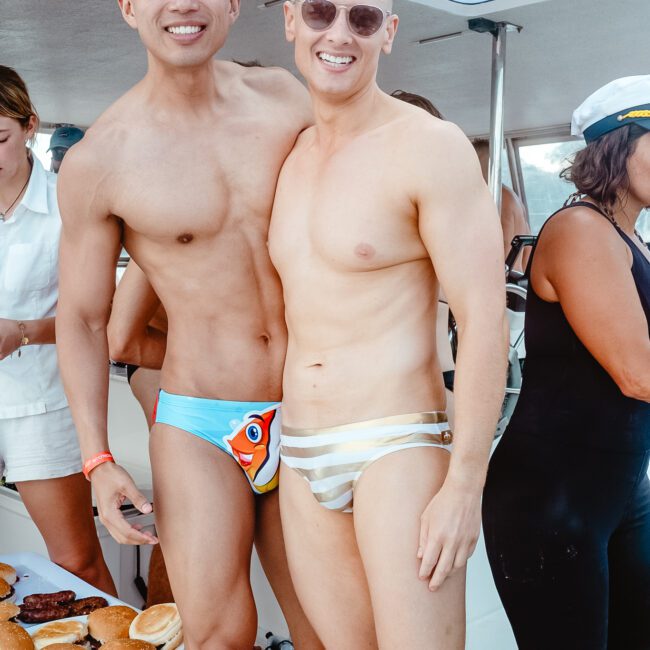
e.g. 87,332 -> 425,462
294,0 -> 392,38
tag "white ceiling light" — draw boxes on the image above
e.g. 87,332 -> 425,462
406,0 -> 549,17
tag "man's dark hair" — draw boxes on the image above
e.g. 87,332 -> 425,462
391,90 -> 443,119
561,124 -> 647,211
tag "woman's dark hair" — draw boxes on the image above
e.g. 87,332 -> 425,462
561,123 -> 647,210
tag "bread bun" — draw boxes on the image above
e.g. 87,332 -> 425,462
0,563 -> 17,586
129,604 -> 182,650
39,645 -> 79,650
101,640 -> 156,650
87,606 -> 137,643
0,602 -> 20,622
0,621 -> 34,649
31,620 -> 87,650
0,578 -> 15,604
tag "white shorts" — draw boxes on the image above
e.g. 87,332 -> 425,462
0,406 -> 82,483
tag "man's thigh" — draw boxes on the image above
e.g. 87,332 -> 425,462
279,463 -> 377,650
354,446 -> 465,650
150,423 -> 257,646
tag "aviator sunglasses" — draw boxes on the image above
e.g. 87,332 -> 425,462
294,0 -> 392,37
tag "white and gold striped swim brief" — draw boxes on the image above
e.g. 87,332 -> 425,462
280,411 -> 453,513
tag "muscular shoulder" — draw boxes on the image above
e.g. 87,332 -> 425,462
227,62 -> 312,128
390,107 -> 482,199
57,118 -> 126,221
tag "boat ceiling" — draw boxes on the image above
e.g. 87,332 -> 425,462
1,0 -> 647,137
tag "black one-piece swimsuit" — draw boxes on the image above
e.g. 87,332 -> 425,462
482,202 -> 650,650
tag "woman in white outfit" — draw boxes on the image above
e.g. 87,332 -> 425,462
0,65 -> 115,594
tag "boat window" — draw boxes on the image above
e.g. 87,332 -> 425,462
516,138 -> 583,234
638,210 -> 650,243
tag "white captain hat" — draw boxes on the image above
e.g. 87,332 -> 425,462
571,75 -> 650,143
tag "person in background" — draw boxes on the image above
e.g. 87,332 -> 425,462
483,75 -> 650,649
47,125 -> 84,174
108,259 -> 172,607
473,138 -> 531,272
0,65 -> 115,594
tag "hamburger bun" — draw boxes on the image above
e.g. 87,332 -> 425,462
129,604 -> 182,650
0,621 -> 34,649
31,620 -> 88,650
87,606 -> 137,643
0,578 -> 15,604
101,640 -> 156,650
39,645 -> 80,650
0,564 -> 17,586
0,602 -> 20,622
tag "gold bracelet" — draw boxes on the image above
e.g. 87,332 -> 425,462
17,321 -> 29,358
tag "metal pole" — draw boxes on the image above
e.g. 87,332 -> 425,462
469,19 -> 522,213
488,22 -> 508,214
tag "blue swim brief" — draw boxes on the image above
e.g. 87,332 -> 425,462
153,389 -> 281,494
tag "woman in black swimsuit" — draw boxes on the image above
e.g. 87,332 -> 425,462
483,76 -> 650,649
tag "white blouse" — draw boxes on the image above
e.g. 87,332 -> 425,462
0,156 -> 68,418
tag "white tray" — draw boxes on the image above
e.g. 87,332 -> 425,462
0,552 -> 125,626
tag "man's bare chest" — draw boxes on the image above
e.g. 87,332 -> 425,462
272,146 -> 424,273
111,124 -> 293,241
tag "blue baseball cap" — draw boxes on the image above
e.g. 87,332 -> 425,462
47,125 -> 85,151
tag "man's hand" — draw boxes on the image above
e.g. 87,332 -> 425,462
0,319 -> 22,360
91,462 -> 159,545
417,480 -> 481,591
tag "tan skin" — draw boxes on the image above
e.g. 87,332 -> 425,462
269,2 -> 508,647
0,115 -> 115,595
532,131 -> 650,401
109,260 -> 170,606
56,1 -> 320,647
474,142 -> 531,272
109,266 -> 323,636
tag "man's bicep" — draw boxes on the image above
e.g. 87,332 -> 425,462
58,159 -> 122,322
418,153 -> 504,320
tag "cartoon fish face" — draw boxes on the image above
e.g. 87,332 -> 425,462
226,408 -> 278,484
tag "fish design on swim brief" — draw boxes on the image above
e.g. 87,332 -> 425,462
225,407 -> 280,494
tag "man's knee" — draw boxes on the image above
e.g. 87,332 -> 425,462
181,597 -> 257,650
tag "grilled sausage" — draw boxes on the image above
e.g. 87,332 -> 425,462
22,590 -> 76,606
17,604 -> 71,622
67,596 -> 109,615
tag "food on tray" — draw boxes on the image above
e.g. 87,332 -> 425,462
39,645 -> 79,650
0,578 -> 16,605
87,606 -> 138,646
101,641 -> 156,650
0,563 -> 17,586
67,598 -> 109,617
18,605 -> 71,624
0,602 -> 20,623
23,592 -> 76,608
31,620 -> 87,650
17,591 -> 108,624
0,621 -> 35,649
129,604 -> 182,650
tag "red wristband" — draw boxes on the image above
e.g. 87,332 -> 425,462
83,451 -> 115,481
